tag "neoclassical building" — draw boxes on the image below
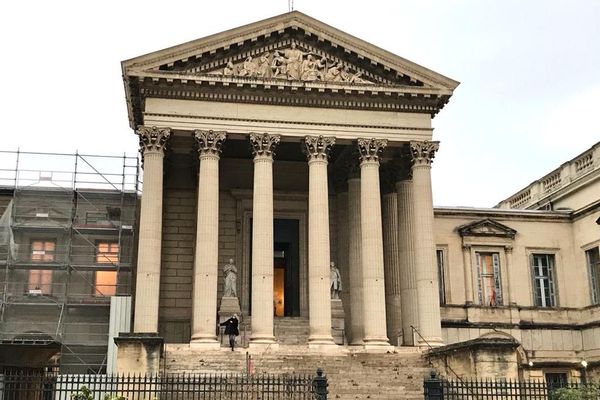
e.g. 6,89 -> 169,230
121,11 -> 458,352
113,11 -> 600,381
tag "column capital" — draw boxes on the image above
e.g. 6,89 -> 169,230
357,138 -> 388,164
194,130 -> 227,157
462,244 -> 472,252
137,126 -> 171,154
250,133 -> 281,159
302,135 -> 335,162
410,140 -> 439,166
505,245 -> 513,254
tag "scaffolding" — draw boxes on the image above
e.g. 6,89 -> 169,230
0,150 -> 140,374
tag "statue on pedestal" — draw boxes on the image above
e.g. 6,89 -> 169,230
330,261 -> 342,299
223,259 -> 238,297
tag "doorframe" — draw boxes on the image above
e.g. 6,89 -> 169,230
235,190 -> 308,318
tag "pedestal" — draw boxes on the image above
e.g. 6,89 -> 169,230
331,298 -> 346,345
114,333 -> 163,375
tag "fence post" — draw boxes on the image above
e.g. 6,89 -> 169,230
313,368 -> 328,400
0,374 -> 4,400
423,370 -> 443,400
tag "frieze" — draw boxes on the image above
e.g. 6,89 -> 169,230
210,43 -> 375,84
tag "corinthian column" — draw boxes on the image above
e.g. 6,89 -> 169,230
347,165 -> 364,345
396,152 -> 418,346
303,135 -> 336,348
410,140 -> 443,347
249,133 -> 280,347
133,126 -> 170,333
380,164 -> 402,346
357,138 -> 390,350
190,130 -> 226,349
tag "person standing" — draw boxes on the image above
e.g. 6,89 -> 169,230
220,314 -> 239,351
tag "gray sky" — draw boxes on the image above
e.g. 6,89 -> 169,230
1,0 -> 598,207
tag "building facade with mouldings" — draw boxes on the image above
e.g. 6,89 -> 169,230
113,11 -> 599,382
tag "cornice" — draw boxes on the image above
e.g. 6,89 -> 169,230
136,82 -> 447,118
434,206 -> 572,222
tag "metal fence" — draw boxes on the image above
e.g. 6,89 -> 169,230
0,371 -> 327,400
423,371 -> 600,400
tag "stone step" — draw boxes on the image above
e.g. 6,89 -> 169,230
164,345 -> 429,400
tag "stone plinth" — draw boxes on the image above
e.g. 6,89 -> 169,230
219,296 -> 241,319
331,298 -> 346,345
114,333 -> 163,375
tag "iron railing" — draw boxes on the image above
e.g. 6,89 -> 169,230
0,370 -> 328,400
423,370 -> 600,399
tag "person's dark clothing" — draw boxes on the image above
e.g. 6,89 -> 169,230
220,317 -> 239,335
220,317 -> 239,350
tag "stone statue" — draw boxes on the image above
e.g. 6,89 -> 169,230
239,56 -> 258,77
330,261 -> 342,299
223,258 -> 238,297
257,52 -> 272,78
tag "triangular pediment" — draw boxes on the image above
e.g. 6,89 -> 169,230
123,11 -> 458,90
122,12 -> 459,128
457,219 -> 517,239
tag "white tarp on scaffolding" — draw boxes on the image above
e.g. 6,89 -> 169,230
0,200 -> 17,260
106,295 -> 131,374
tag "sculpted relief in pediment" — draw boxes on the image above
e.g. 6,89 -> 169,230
209,43 -> 374,84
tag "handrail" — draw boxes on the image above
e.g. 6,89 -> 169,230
410,325 -> 470,389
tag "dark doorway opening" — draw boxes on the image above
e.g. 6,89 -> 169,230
249,218 -> 300,317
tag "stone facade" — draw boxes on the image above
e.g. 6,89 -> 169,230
113,11 -> 600,383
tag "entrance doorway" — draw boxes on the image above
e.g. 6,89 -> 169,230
249,218 -> 300,317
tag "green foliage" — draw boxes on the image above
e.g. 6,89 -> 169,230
103,395 -> 127,400
70,386 -> 93,400
551,386 -> 600,400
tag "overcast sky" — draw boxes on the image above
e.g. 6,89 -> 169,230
1,0 -> 598,207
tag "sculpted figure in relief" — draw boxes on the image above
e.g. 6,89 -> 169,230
330,262 -> 342,299
223,258 -> 238,298
215,43 -> 374,84
284,42 -> 306,80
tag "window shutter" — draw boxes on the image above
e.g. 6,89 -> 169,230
476,253 -> 482,304
493,253 -> 503,305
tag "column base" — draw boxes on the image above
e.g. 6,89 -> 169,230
417,337 -> 444,348
308,335 -> 337,350
248,338 -> 279,351
363,337 -> 392,352
114,333 -> 163,375
349,339 -> 365,346
190,338 -> 221,350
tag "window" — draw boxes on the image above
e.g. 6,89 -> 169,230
96,242 -> 119,265
587,247 -> 600,304
476,252 -> 503,306
436,249 -> 446,304
28,270 -> 52,294
30,240 -> 55,262
95,271 -> 117,296
95,242 -> 119,296
531,254 -> 557,307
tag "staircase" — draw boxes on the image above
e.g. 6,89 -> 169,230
164,345 -> 429,400
274,317 -> 310,345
